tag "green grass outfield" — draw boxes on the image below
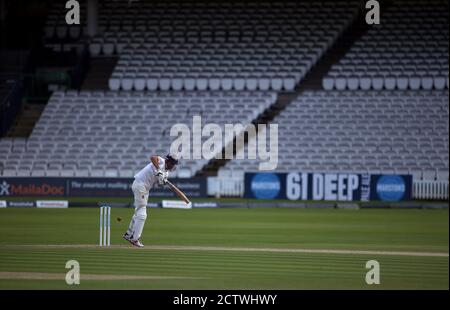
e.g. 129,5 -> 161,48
0,207 -> 448,289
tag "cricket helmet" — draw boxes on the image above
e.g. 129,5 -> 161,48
165,153 -> 179,166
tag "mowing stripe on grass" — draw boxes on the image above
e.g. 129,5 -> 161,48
1,244 -> 448,257
0,272 -> 203,281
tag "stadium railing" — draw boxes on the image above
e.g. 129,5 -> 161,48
413,180 -> 449,200
208,176 -> 244,198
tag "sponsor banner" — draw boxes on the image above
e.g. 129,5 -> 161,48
146,202 -> 160,208
370,175 -> 412,201
0,177 -> 207,198
245,172 -> 365,201
151,178 -> 207,199
36,200 -> 69,208
67,177 -> 206,198
0,200 -> 6,208
0,178 -> 66,197
245,172 -> 412,201
7,201 -> 35,208
162,200 -> 192,209
193,202 -> 218,208
67,178 -> 132,197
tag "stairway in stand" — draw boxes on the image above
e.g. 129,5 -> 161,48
5,103 -> 45,138
196,7 -> 372,176
81,57 -> 118,91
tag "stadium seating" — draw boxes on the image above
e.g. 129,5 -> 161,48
0,90 -> 276,177
65,1 -> 360,91
219,90 -> 449,181
2,0 -> 447,187
323,0 -> 449,90
44,3 -> 86,40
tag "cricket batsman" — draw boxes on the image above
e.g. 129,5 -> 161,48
123,153 -> 180,247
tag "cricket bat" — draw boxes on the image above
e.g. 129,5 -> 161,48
166,180 -> 191,205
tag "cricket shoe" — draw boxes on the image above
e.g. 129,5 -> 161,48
123,233 -> 132,242
123,233 -> 144,248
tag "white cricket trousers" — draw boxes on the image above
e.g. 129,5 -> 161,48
126,180 -> 148,240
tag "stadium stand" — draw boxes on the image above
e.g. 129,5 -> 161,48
323,0 -> 449,91
44,3 -> 86,41
76,1 -> 360,91
0,90 -> 276,177
219,90 -> 449,181
0,0 -> 448,193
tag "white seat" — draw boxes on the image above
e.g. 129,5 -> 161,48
421,77 -> 433,90
89,43 -> 101,56
184,78 -> 196,90
359,77 -> 371,90
396,77 -> 408,90
102,43 -> 114,56
2,169 -> 17,176
221,78 -> 233,90
422,169 -> 436,181
371,77 -> 383,90
171,78 -> 183,91
283,77 -> 296,91
346,77 -> 359,90
91,169 -> 104,177
108,77 -> 121,91
46,169 -> 60,177
119,169 -> 133,178
270,78 -> 282,91
410,169 -> 422,182
409,77 -> 421,90
233,78 -> 245,90
334,77 -> 346,90
196,78 -> 208,90
322,77 -> 334,90
246,78 -> 258,91
146,78 -> 158,91
258,78 -> 270,91
61,169 -> 74,177
436,170 -> 449,181
208,78 -> 221,91
121,77 -> 133,91
105,169 -> 118,177
133,77 -> 146,91
31,169 -> 46,177
74,169 -> 90,177
434,76 -> 446,90
384,77 -> 396,90
159,78 -> 171,91
16,169 -> 30,176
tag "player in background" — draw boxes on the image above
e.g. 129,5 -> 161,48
123,153 -> 179,247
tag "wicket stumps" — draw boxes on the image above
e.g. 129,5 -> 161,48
99,206 -> 111,246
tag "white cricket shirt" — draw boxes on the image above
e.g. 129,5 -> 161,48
134,156 -> 166,191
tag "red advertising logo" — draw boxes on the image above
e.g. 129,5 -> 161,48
10,183 -> 65,196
